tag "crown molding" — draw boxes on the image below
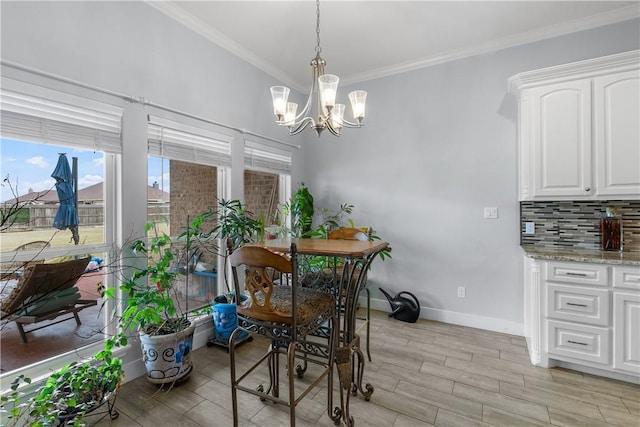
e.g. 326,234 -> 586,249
148,1 -> 639,89
342,5 -> 640,87
145,0 -> 306,92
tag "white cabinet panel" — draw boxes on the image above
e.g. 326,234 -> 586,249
531,81 -> 592,198
613,292 -> 640,375
547,284 -> 609,326
548,319 -> 610,365
546,262 -> 608,286
595,71 -> 640,197
613,266 -> 640,291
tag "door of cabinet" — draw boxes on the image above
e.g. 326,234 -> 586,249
613,292 -> 640,375
594,71 -> 640,197
531,80 -> 592,198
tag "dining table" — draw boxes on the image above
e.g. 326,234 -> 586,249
245,238 -> 390,407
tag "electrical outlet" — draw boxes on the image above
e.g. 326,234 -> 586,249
484,207 -> 498,219
457,286 -> 466,298
525,222 -> 535,235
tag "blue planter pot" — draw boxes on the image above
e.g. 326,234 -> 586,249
211,295 -> 250,345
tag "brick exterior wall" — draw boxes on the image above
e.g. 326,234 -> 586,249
169,160 -> 217,236
244,170 -> 279,225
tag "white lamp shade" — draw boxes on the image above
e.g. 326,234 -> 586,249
270,86 -> 290,118
331,103 -> 345,130
284,102 -> 298,126
318,74 -> 339,111
348,90 -> 367,122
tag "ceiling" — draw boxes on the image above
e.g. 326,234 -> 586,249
149,1 -> 639,91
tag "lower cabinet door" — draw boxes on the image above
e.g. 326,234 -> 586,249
548,320 -> 610,365
613,292 -> 640,375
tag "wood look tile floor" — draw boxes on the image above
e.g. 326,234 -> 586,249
92,310 -> 640,427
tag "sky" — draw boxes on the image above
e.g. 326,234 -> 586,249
0,138 -> 169,202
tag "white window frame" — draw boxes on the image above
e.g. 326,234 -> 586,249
0,78 -> 124,387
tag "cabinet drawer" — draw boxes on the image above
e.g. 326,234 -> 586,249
613,266 -> 640,291
547,284 -> 609,326
548,320 -> 610,365
546,262 -> 608,286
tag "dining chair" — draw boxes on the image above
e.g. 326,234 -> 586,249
327,227 -> 373,362
228,243 -> 341,427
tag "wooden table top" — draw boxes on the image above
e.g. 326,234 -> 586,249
246,238 -> 389,258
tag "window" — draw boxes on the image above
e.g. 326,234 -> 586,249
243,139 -> 293,234
0,79 -> 123,374
147,115 -> 232,312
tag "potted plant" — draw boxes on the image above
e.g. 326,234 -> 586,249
115,220 -> 196,384
1,339 -> 124,426
182,199 -> 261,348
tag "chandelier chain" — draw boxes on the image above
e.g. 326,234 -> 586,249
315,0 -> 322,54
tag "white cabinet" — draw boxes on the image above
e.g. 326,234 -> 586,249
594,71 -> 640,197
613,266 -> 640,375
524,257 -> 640,382
530,80 -> 592,198
510,50 -> 640,201
613,292 -> 640,374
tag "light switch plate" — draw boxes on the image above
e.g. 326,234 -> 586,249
484,207 -> 498,219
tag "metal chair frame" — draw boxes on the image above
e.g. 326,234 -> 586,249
228,244 -> 343,426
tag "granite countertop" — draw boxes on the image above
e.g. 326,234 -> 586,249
521,246 -> 640,266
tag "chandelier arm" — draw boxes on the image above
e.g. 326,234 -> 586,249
290,76 -> 317,124
288,117 -> 315,135
325,120 -> 341,137
332,117 -> 364,128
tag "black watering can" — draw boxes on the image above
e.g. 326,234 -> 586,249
379,288 -> 420,323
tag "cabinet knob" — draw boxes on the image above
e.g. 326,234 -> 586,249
585,187 -> 591,192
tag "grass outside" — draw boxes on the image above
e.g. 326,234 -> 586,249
1,223 -> 172,253
0,226 -> 105,252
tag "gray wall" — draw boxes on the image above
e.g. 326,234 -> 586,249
301,18 -> 640,333
1,0 -> 639,337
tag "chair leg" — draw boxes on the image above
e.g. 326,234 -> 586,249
365,287 -> 371,362
272,342 -> 280,399
229,327 -> 242,427
287,340 -> 297,427
328,308 -> 342,425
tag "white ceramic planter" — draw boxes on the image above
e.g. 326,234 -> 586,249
139,320 -> 196,384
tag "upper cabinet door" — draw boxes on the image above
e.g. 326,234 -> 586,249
531,80 -> 592,199
594,71 -> 640,197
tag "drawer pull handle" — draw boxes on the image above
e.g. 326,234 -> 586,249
568,340 -> 588,346
565,272 -> 588,277
566,302 -> 588,308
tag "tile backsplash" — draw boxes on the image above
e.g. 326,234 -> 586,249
520,200 -> 640,252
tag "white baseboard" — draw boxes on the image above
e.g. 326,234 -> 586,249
364,296 -> 524,336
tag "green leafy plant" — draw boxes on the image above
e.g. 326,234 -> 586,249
1,342 -> 123,427
180,199 -> 261,298
111,219 -> 189,336
290,182 -> 314,237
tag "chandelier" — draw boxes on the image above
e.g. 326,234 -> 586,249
270,0 -> 367,137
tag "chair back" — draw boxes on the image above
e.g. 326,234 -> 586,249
1,256 -> 90,314
327,227 -> 371,241
229,244 -> 298,324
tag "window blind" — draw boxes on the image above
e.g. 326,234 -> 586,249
147,116 -> 232,167
244,140 -> 292,174
0,78 -> 123,153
